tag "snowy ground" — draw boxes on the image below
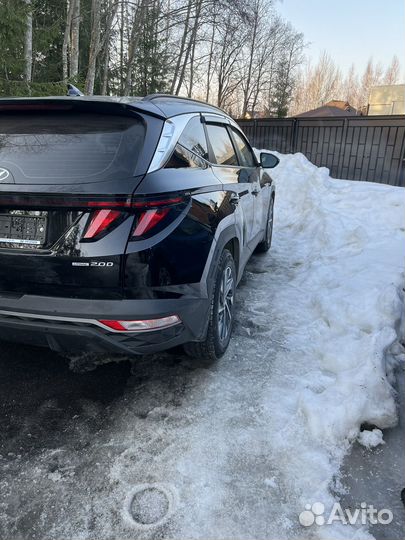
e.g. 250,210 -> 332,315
0,153 -> 404,540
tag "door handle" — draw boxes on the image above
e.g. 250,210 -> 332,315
229,193 -> 239,205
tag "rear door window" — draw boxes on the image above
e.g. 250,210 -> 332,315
206,124 -> 238,166
0,112 -> 145,184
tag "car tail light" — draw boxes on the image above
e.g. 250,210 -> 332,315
130,195 -> 188,240
132,208 -> 170,237
83,209 -> 123,240
98,315 -> 181,332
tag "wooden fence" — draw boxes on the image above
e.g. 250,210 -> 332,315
237,115 -> 405,186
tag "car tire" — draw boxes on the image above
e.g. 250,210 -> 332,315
184,249 -> 236,362
256,196 -> 274,253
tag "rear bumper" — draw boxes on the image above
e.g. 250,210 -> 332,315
0,293 -> 209,355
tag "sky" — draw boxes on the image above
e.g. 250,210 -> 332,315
276,0 -> 405,77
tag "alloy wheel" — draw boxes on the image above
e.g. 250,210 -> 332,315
217,265 -> 234,342
266,199 -> 274,243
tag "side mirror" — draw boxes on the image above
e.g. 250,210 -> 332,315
260,152 -> 279,169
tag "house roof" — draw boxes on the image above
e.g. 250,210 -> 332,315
296,100 -> 358,118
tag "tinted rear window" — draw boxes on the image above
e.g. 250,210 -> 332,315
0,112 -> 145,184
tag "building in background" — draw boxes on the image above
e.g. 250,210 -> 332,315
368,84 -> 405,115
296,100 -> 358,117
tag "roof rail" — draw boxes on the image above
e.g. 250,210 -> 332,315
142,93 -> 226,114
142,93 -> 195,102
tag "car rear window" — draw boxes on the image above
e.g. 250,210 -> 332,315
0,112 -> 145,184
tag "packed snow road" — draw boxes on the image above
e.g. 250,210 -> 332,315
0,154 -> 404,540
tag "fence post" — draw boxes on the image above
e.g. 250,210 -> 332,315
337,117 -> 348,179
291,118 -> 298,153
400,149 -> 405,187
254,119 -> 258,148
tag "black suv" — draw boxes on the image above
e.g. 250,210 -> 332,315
0,94 -> 278,361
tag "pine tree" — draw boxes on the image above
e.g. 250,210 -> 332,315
131,1 -> 169,95
0,0 -> 27,81
269,58 -> 293,117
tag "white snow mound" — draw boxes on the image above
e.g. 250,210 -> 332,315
255,150 -> 405,539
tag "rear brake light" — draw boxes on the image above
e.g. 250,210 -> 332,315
83,209 -> 122,239
132,208 -> 170,237
130,195 -> 188,239
132,196 -> 184,207
98,315 -> 181,332
0,104 -> 73,112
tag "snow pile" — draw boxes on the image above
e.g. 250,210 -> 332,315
358,428 -> 385,449
255,151 -> 405,538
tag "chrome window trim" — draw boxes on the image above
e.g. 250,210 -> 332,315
147,113 -> 200,173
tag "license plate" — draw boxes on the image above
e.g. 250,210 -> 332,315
0,213 -> 47,246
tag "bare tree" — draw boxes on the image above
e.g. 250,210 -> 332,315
214,14 -> 245,109
169,0 -> 193,94
174,0 -> 203,95
240,0 -> 265,117
204,3 -> 217,102
384,55 -> 400,85
343,63 -> 359,106
357,58 -> 384,111
290,52 -> 342,115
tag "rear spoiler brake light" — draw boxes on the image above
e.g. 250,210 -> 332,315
0,104 -> 73,112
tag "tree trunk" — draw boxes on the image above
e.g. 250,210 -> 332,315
175,0 -> 202,96
124,0 -> 148,95
169,0 -> 192,94
119,1 -> 126,94
205,11 -> 216,102
101,46 -> 109,95
242,7 -> 259,117
187,19 -> 198,97
62,0 -> 75,81
70,0 -> 80,79
84,0 -> 101,95
23,0 -> 33,82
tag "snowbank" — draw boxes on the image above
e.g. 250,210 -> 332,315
257,150 -> 405,539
